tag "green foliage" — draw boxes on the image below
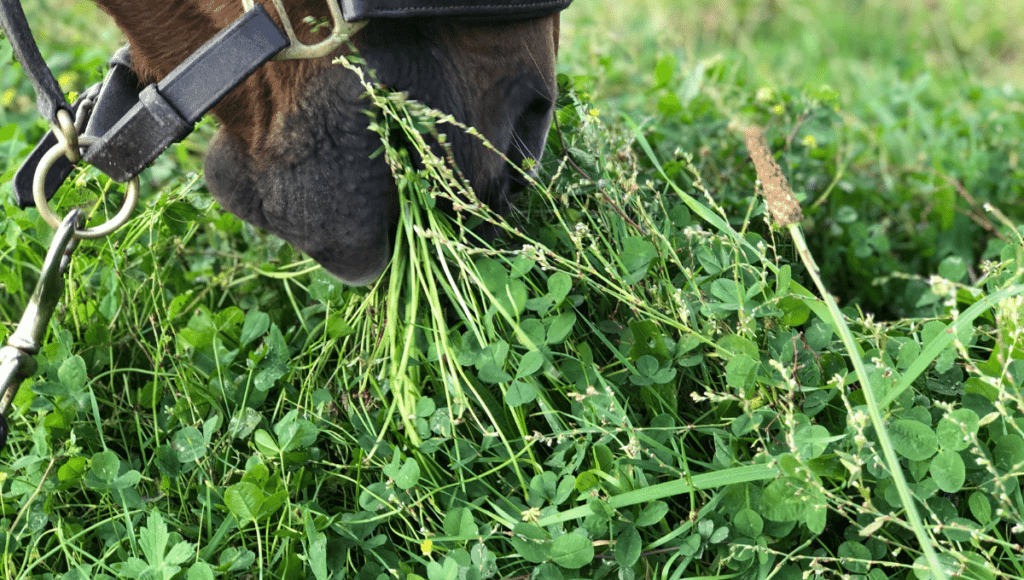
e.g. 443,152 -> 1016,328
2,1 -> 1024,580
115,512 -> 194,580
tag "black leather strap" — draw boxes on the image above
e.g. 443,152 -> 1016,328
158,7 -> 290,124
84,47 -> 139,143
12,4 -> 288,204
12,46 -> 139,207
0,0 -> 71,126
82,5 -> 289,182
341,0 -> 572,21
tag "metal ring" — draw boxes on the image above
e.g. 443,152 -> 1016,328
242,0 -> 366,61
73,96 -> 96,134
32,136 -> 140,239
52,109 -> 81,163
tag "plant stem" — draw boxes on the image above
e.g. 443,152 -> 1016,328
788,223 -> 949,580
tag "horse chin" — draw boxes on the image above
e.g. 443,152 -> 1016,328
203,64 -> 399,286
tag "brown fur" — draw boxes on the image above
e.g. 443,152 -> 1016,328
92,0 -> 560,284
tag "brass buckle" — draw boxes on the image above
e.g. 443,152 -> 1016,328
242,0 -> 366,60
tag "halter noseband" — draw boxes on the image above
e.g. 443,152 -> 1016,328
1,0 -> 573,207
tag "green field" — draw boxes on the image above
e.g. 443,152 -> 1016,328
1,2 -> 1023,580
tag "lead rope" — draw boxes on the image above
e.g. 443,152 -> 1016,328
0,103 -> 140,451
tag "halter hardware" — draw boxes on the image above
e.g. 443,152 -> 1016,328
4,0 -> 572,209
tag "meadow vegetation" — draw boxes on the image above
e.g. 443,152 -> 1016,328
1,1 -> 1023,580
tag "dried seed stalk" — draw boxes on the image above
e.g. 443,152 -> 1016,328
744,126 -> 803,227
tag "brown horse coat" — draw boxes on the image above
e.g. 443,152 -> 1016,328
91,0 -> 560,284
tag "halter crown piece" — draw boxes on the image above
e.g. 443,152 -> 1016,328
1,0 -> 573,207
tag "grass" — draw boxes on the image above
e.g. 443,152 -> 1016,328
2,1 -> 1024,580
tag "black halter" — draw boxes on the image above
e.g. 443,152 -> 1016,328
1,0 -> 572,207
342,0 -> 573,20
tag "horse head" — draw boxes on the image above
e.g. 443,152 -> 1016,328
92,0 -> 562,284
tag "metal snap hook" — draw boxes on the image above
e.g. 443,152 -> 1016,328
0,209 -> 82,451
32,135 -> 140,239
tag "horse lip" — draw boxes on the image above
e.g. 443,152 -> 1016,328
306,238 -> 391,285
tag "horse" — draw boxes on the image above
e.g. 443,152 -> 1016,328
85,0 -> 564,285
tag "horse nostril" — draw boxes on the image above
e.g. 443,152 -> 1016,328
511,95 -> 554,165
507,93 -> 554,195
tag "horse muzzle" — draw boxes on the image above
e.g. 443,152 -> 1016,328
2,0 -> 572,208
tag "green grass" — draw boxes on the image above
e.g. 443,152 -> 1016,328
2,2 -> 1024,580
557,0 -> 1024,318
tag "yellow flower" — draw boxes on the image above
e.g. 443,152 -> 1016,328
58,73 -> 76,92
801,134 -> 818,148
421,539 -> 433,555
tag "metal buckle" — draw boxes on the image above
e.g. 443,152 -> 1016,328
32,94 -> 140,240
242,0 -> 367,60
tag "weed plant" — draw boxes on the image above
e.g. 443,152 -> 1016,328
2,2 -> 1024,580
